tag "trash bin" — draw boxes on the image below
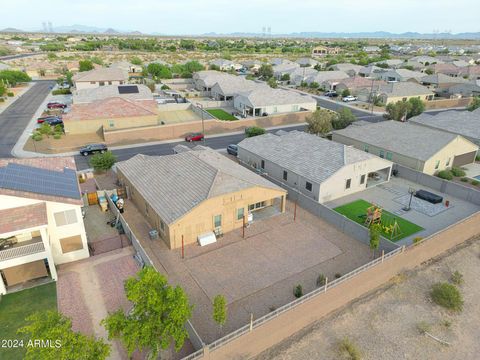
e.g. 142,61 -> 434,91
149,230 -> 158,240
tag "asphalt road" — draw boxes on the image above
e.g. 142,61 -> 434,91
0,81 -> 55,157
74,125 -> 307,170
314,97 -> 385,123
0,52 -> 42,61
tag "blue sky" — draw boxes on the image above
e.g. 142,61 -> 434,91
2,0 -> 479,34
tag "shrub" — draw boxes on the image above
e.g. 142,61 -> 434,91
471,180 -> 480,186
451,167 -> 466,177
52,88 -> 71,95
460,177 -> 469,182
89,151 -> 117,172
269,305 -> 276,312
32,133 -> 43,141
0,98 -> 4,102
7,92 -> 14,97
436,170 -> 453,180
338,337 -> 361,360
316,274 -> 326,287
335,273 -> 342,279
476,155 -> 480,161
160,84 -> 170,90
413,237 -> 423,245
450,271 -> 463,286
293,284 -> 303,298
430,282 -> 463,311
53,133 -> 62,139
245,126 -> 266,138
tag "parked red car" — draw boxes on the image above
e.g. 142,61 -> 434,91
185,132 -> 204,142
37,115 -> 62,124
47,102 -> 67,109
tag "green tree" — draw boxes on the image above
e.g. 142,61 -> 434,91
102,267 -> 193,358
147,63 -> 172,79
267,77 -> 278,88
369,223 -> 381,258
38,122 -> 53,138
0,70 -> 31,86
130,56 -> 142,65
424,68 -> 434,75
305,109 -> 334,136
341,89 -> 351,97
245,126 -> 266,137
332,108 -> 356,130
281,73 -> 290,81
258,64 -> 274,79
407,97 -> 425,118
183,60 -> 204,73
79,59 -> 94,72
467,96 -> 480,111
212,295 -> 227,329
209,64 -> 221,71
89,151 -> 116,172
0,82 -> 6,96
385,100 -> 412,121
18,310 -> 110,360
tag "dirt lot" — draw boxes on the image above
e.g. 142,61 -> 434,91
257,236 -> 480,360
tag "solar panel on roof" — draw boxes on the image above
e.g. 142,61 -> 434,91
0,163 -> 80,199
118,85 -> 139,94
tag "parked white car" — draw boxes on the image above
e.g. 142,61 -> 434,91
342,95 -> 358,102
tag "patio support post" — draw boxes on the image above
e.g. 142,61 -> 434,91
40,228 -> 57,281
242,216 -> 245,239
181,235 -> 184,259
294,199 -> 297,221
0,273 -> 6,295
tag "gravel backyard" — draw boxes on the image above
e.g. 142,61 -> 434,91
257,236 -> 480,360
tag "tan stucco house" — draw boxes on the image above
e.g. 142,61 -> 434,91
333,121 -> 479,175
72,67 -> 128,90
116,147 -> 287,249
0,157 -> 89,295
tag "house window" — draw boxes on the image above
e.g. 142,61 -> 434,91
108,81 -> 112,85
273,106 -> 278,113
54,209 -> 78,226
379,150 -> 385,158
283,170 -> 288,181
261,160 -> 265,169
364,144 -> 369,153
214,215 -> 222,228
248,204 -> 255,211
305,182 -> 313,191
386,152 -> 393,160
109,120 -> 115,127
160,220 -> 165,232
90,81 -> 95,84
345,179 -> 351,189
360,175 -> 366,185
435,160 -> 440,169
99,81 -> 105,86
446,157 -> 451,166
60,235 -> 84,253
237,208 -> 244,220
292,105 -> 299,111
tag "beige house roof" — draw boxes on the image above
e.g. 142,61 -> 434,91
116,148 -> 284,224
72,67 -> 128,82
73,84 -> 154,103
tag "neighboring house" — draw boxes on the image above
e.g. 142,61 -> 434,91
458,65 -> 480,80
273,62 -> 300,80
116,148 -> 287,249
420,73 -> 469,96
72,67 -> 128,90
358,65 -> 386,78
296,57 -> 319,67
409,109 -> 480,146
193,70 -> 235,92
377,69 -> 425,83
210,77 -> 266,101
363,46 -> 380,53
241,60 -> 263,72
332,77 -> 386,95
446,82 -> 480,97
289,67 -> 318,86
63,97 -> 158,135
375,59 -> 404,68
210,59 -> 243,71
366,82 -> 434,104
427,63 -> 461,77
0,157 -> 89,295
110,61 -> 143,77
234,88 -> 316,116
409,56 -> 444,65
237,131 -> 393,203
328,63 -> 363,77
73,84 -> 154,104
400,61 -> 425,71
333,121 -> 479,175
305,70 -> 350,88
311,46 -> 340,57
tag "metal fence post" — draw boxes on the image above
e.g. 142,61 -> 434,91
381,250 -> 385,263
249,313 -> 253,331
324,277 -> 328,293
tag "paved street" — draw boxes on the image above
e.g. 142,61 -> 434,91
0,80 -> 55,157
74,124 -> 306,170
314,96 -> 385,122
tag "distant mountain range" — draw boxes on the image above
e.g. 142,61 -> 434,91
1,25 -> 480,39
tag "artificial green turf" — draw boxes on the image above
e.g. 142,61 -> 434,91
334,199 -> 424,241
206,108 -> 238,121
0,282 -> 57,360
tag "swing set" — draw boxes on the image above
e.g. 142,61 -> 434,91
363,204 -> 403,240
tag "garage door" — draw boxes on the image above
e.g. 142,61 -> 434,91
453,151 -> 477,167
2,260 -> 48,286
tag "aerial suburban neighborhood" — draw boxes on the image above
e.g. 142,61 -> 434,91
0,1 -> 480,359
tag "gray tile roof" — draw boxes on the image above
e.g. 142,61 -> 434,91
236,88 -> 316,107
409,109 -> 480,141
238,131 -> 382,185
420,73 -> 468,85
378,82 -> 434,97
333,121 -> 460,161
116,148 -> 283,224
